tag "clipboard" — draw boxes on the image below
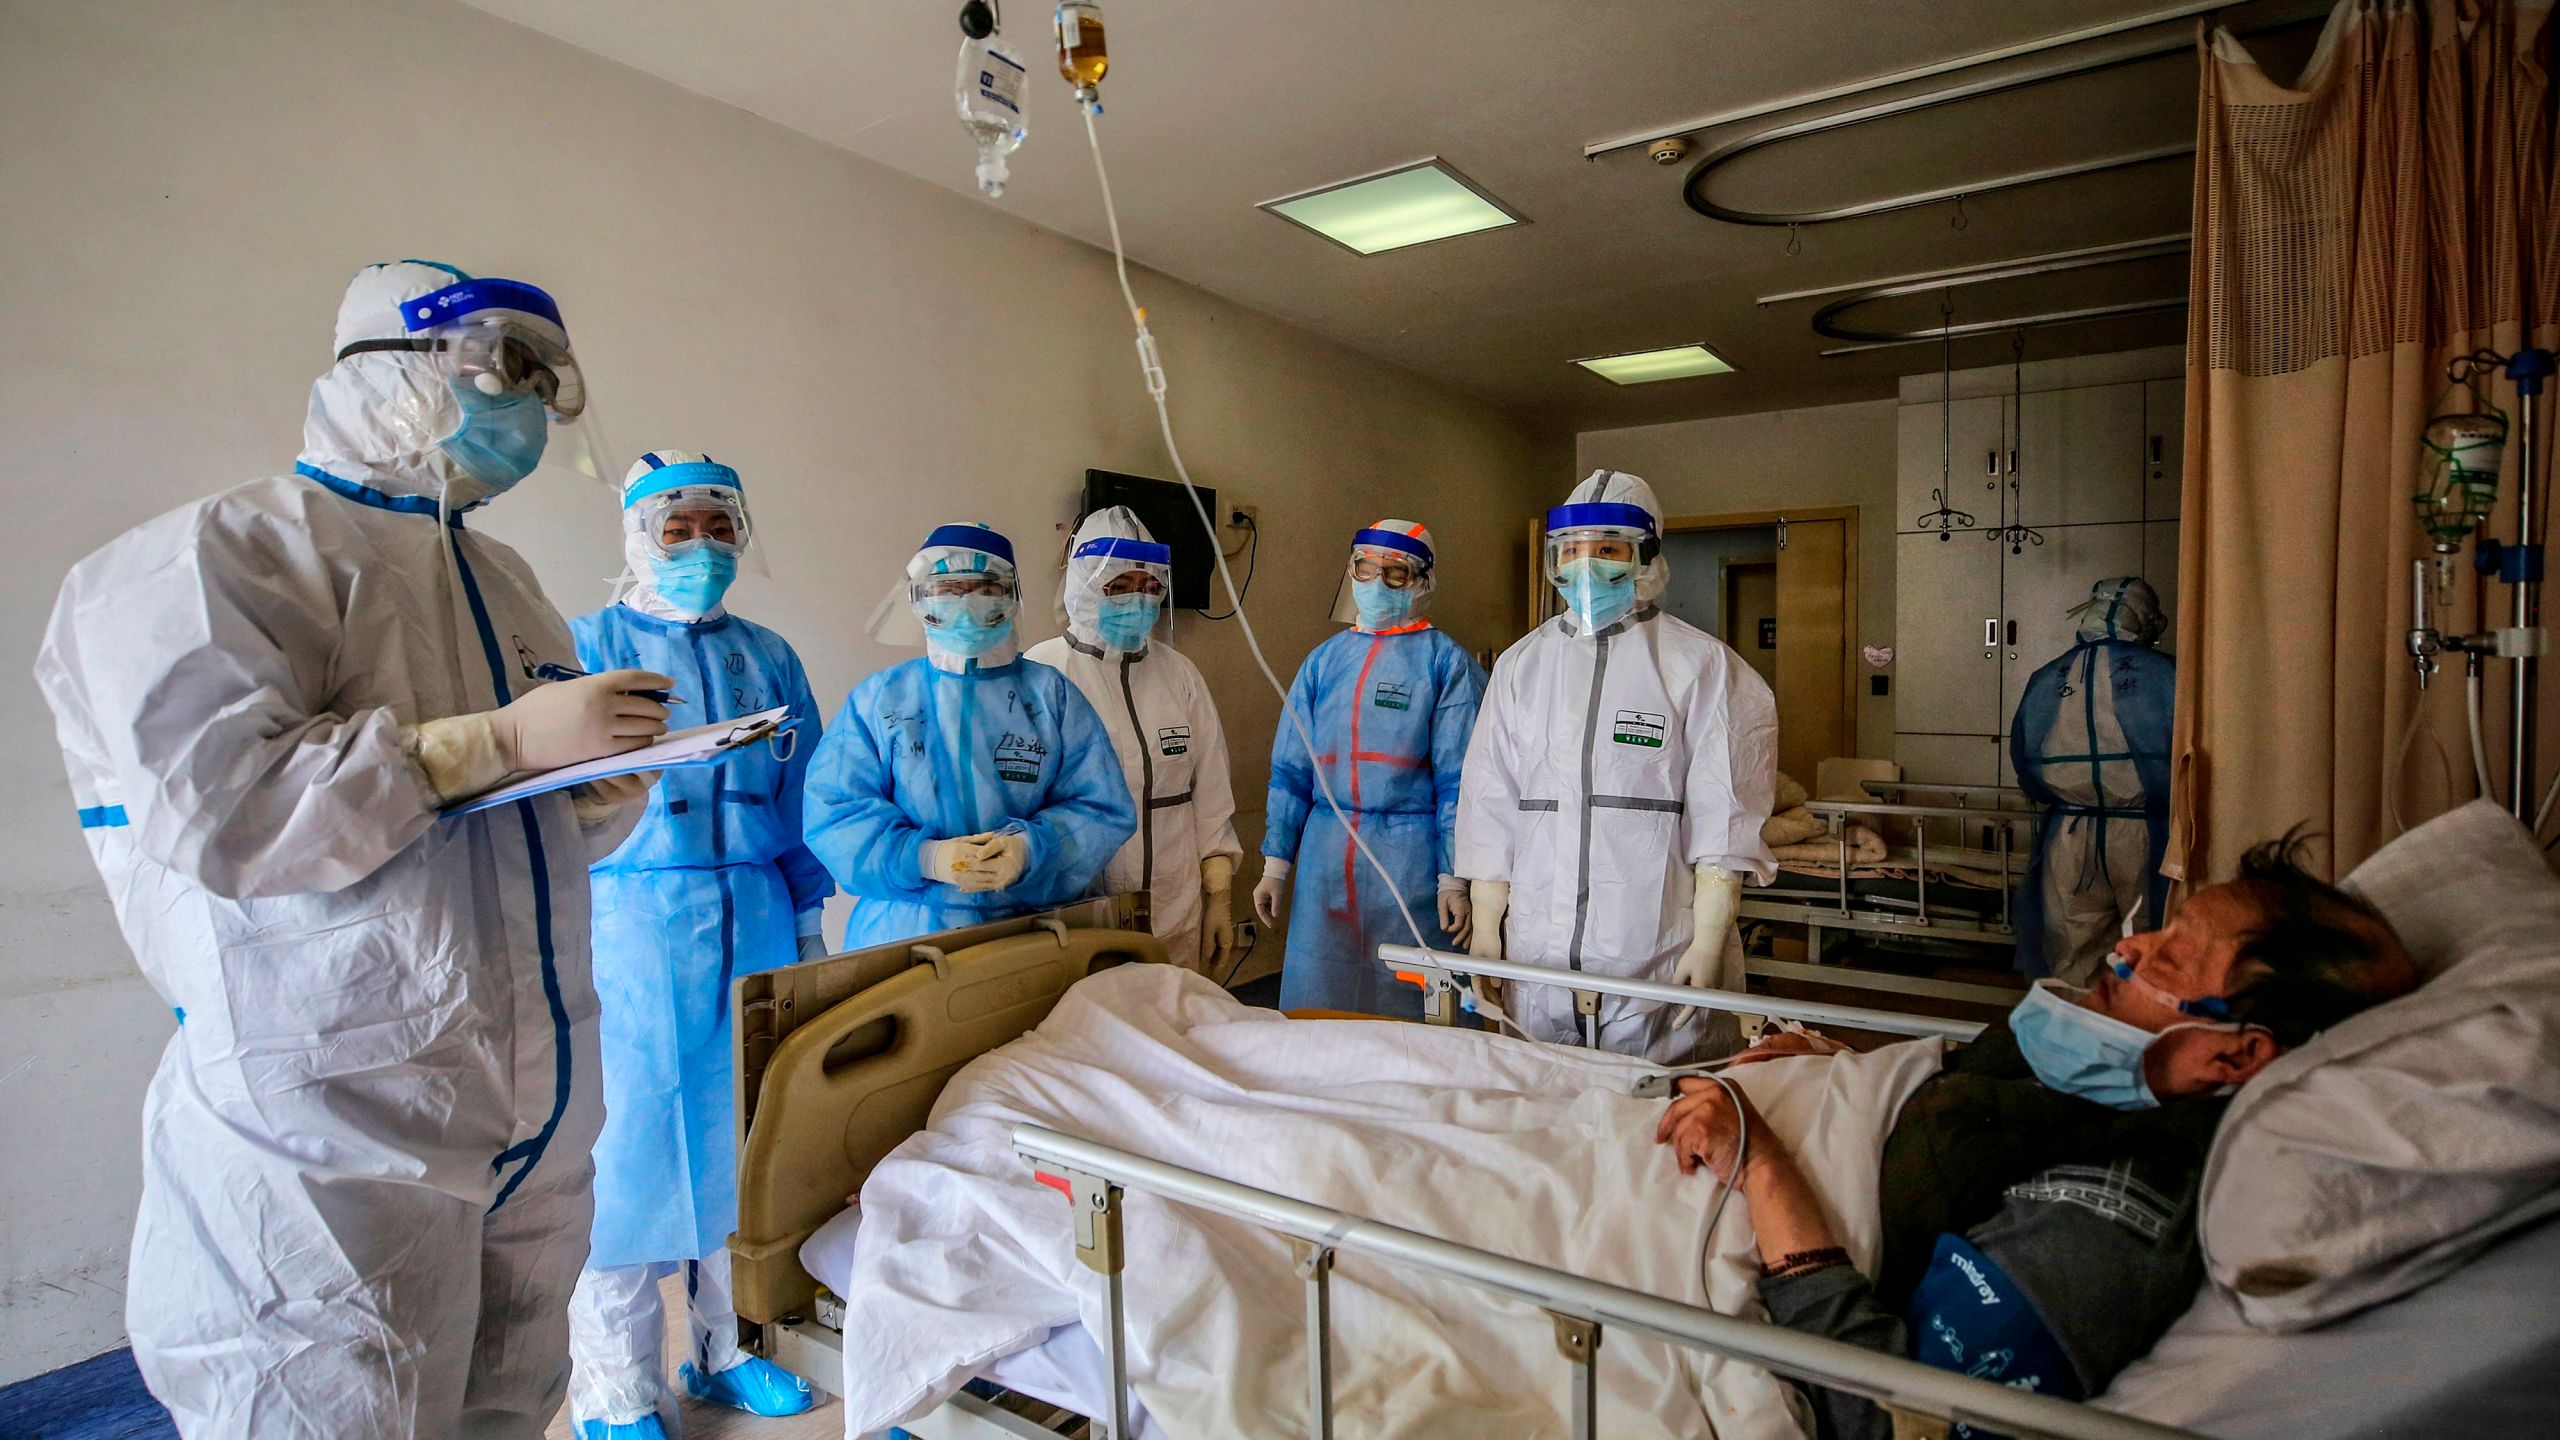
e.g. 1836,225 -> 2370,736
445,705 -> 795,816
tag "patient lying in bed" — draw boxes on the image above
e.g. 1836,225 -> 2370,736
1656,833 -> 2418,1438
826,963 -> 1947,1440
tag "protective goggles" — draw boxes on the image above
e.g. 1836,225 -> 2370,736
911,566 -> 1019,602
1541,503 -> 1656,581
342,278 -> 586,419
630,485 -> 752,561
1075,534 -> 1172,594
1348,527 -> 1431,587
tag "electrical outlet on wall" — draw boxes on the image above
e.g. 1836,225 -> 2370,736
1227,503 -> 1258,532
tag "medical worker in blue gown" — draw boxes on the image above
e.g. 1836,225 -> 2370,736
804,523 -> 1135,948
565,453 -> 831,1437
1251,520 -> 1486,1019
2010,576 -> 2176,986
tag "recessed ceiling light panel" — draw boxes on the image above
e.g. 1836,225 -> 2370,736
1572,343 -> 1737,385
1260,159 -> 1524,256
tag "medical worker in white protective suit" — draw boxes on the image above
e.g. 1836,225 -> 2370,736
1453,469 -> 1778,1062
564,453 -> 829,1437
1024,507 -> 1243,972
35,261 -> 665,1439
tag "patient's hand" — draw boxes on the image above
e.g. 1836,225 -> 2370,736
1657,1079 -> 1776,1183
1723,1026 -> 1851,1069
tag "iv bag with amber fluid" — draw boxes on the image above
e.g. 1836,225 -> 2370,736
1057,2 -> 1107,99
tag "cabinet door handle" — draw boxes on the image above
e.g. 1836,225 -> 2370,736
2006,620 -> 2019,645
2149,435 -> 2164,463
1984,618 -> 1999,647
1986,449 -> 1999,476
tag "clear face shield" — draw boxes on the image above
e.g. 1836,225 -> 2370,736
1330,523 -> 1436,629
630,486 -> 770,577
346,278 -> 614,494
1543,526 -> 1648,628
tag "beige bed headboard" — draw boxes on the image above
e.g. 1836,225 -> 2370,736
727,902 -> 1167,1323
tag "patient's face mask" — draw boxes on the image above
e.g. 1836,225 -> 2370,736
2010,980 -> 2162,1111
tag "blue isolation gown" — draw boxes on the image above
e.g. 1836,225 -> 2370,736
2009,623 -> 2176,984
1266,626 -> 1486,1018
802,654 -> 1135,949
572,603 -> 832,1268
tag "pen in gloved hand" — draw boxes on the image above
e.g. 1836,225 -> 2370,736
532,661 -> 683,707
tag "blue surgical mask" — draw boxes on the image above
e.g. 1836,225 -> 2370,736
921,592 -> 1016,658
650,546 -> 737,619
1352,578 -> 1414,630
1555,557 -> 1637,630
2009,980 -> 2160,1110
439,382 -> 547,493
1095,592 -> 1160,651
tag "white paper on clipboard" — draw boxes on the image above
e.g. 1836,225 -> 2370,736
445,705 -> 793,817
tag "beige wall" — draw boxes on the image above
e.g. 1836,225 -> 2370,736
0,0 -> 1563,1378
1578,398 -> 1900,760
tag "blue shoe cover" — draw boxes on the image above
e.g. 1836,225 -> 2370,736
681,1356 -> 817,1417
575,1417 -> 670,1440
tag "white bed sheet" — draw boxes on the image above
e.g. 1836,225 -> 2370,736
2097,1207 -> 2560,1437
803,1205 -> 1168,1439
828,964 -> 1945,1440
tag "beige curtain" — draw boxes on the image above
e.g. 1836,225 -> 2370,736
2168,0 -> 2559,889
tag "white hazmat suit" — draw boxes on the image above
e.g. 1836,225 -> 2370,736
35,261 -> 654,1439
1025,507 -> 1242,971
1454,470 -> 1778,1062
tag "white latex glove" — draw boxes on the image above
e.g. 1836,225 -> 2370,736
1465,880 -> 1508,960
921,834 -> 998,887
1200,855 -> 1236,975
1437,875 -> 1473,950
1467,878 -> 1510,1011
957,830 -> 1029,893
493,670 -> 672,772
569,769 -> 656,828
1674,865 -> 1745,993
1252,857 -> 1292,930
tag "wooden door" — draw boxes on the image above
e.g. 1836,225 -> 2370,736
1773,518 -> 1850,783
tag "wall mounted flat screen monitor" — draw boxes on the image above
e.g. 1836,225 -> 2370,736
1080,469 -> 1220,610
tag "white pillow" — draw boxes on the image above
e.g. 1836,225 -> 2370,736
2198,800 -> 2560,1331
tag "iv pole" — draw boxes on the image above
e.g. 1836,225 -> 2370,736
2410,347 -> 2553,823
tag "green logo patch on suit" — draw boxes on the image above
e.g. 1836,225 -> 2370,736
1373,681 -> 1413,711
1612,709 -> 1667,747
1157,725 -> 1190,757
993,731 -> 1047,784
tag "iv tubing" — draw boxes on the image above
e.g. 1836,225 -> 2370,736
1078,104 -> 1433,955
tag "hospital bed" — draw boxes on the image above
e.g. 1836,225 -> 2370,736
1740,780 -> 2041,1006
723,903 -> 2207,1440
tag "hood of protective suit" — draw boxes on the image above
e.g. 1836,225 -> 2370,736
1559,469 -> 1669,606
1329,517 -> 1436,628
2071,577 -> 2166,645
1062,505 -> 1170,646
617,450 -> 745,624
298,260 -> 508,509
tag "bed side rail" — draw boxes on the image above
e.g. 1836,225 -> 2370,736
1011,1124 -> 2201,1440
729,907 -> 1165,1323
1377,944 -> 1986,1043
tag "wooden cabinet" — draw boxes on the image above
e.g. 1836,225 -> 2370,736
1893,368 -> 2181,788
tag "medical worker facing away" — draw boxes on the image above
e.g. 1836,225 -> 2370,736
564,453 -> 830,1436
805,523 -> 1135,947
2011,577 -> 2176,986
1252,520 -> 1485,1018
35,261 -> 665,1439
1455,470 -> 1778,1062
1024,507 -> 1243,972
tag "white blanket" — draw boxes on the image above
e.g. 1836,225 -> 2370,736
838,965 -> 1943,1439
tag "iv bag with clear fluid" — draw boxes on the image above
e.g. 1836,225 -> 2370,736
1056,2 -> 1107,102
956,30 -> 1029,197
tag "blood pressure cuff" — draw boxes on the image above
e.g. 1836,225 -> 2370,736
1906,1233 -> 2082,1439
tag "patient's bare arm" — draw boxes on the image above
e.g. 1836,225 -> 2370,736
1657,1079 -> 1847,1277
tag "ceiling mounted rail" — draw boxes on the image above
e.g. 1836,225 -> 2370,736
1675,2 -> 2328,229
1770,234 -> 2194,357
1583,0 -> 2236,161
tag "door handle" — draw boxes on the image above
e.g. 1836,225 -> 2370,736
1984,618 -> 1998,647
2006,620 -> 2018,646
2149,435 -> 2164,463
